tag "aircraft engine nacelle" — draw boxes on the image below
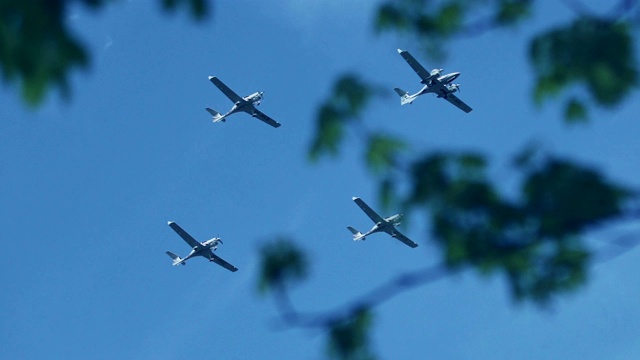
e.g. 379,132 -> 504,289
430,68 -> 442,76
447,84 -> 460,93
253,92 -> 263,106
205,238 -> 223,248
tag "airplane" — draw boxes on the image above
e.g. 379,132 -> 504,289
206,76 -> 281,128
394,48 -> 472,113
165,221 -> 238,272
347,197 -> 418,248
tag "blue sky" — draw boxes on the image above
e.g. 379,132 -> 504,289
1,1 -> 639,359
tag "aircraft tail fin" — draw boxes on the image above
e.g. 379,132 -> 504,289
166,251 -> 186,266
347,226 -> 365,241
394,88 -> 413,105
206,108 -> 225,123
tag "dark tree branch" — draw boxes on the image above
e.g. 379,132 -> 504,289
593,230 -> 640,264
271,264 -> 450,329
269,228 -> 640,331
560,0 -> 594,16
561,0 -> 640,19
268,210 -> 640,330
608,0 -> 640,19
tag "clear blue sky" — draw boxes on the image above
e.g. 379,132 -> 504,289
1,1 -> 639,359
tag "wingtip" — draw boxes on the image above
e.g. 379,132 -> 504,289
167,221 -> 174,225
208,75 -> 215,80
352,196 -> 360,201
397,48 -> 404,53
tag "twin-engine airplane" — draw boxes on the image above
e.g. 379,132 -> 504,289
165,221 -> 238,272
394,49 -> 472,113
206,76 -> 281,128
347,197 -> 418,248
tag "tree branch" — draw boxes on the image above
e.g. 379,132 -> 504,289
271,264 -> 450,329
608,0 -> 640,19
593,230 -> 640,264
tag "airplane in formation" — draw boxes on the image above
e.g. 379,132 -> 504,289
347,197 -> 418,248
206,76 -> 281,128
165,221 -> 238,272
394,48 -> 472,113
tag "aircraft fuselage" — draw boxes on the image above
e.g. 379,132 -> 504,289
181,238 -> 222,261
223,92 -> 263,119
361,214 -> 403,238
406,71 -> 461,103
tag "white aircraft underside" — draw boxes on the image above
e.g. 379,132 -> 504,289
206,76 -> 281,128
394,49 -> 472,113
347,197 -> 418,248
165,221 -> 238,272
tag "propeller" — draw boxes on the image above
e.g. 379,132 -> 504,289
450,83 -> 461,93
212,236 -> 222,251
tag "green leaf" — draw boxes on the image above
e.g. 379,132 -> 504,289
378,177 -> 397,212
365,134 -> 406,174
409,153 -> 450,204
332,75 -> 376,117
374,3 -> 408,33
375,0 -> 533,61
309,74 -> 382,161
0,0 -> 212,107
564,98 -> 588,123
434,2 -> 463,36
327,308 -> 376,360
522,159 -> 632,238
257,238 -> 308,295
495,0 -> 532,26
0,0 -> 91,106
530,17 -> 638,119
161,0 -> 210,20
404,151 -> 631,303
309,105 -> 344,161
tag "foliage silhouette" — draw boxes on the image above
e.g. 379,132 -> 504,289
0,0 -> 209,106
279,1 -> 640,358
4,1 -> 640,359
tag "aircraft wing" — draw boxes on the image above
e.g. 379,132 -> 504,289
168,221 -> 200,249
387,228 -> 419,248
209,76 -> 243,103
252,109 -> 282,128
397,49 -> 432,82
352,197 -> 384,223
205,250 -> 238,272
444,93 -> 473,113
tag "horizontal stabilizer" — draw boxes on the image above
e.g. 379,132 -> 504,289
394,88 -> 408,97
347,226 -> 365,241
394,88 -> 414,105
166,251 -> 185,266
206,108 -> 225,122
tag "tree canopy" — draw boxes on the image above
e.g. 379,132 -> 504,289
2,1 -> 639,359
